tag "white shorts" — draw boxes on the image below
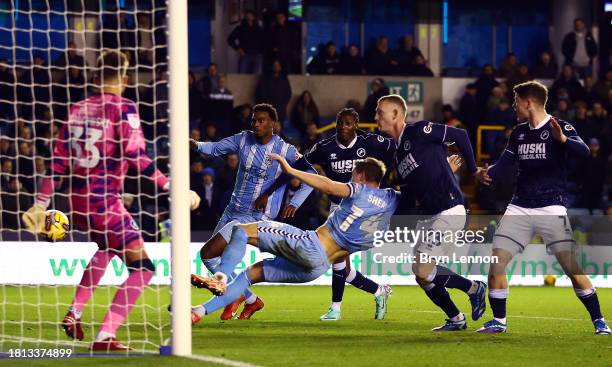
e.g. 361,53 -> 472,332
413,205 -> 467,257
493,204 -> 575,256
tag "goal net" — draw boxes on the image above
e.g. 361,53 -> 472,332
0,0 -> 178,355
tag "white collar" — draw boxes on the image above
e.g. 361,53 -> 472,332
336,135 -> 357,149
395,123 -> 408,148
529,115 -> 551,130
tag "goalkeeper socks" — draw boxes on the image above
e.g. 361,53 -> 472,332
218,226 -> 248,276
575,288 -> 603,321
331,262 -> 347,303
99,270 -> 153,336
72,250 -> 114,313
432,265 -> 473,294
489,288 -> 508,323
203,271 -> 251,314
347,269 -> 379,295
423,284 -> 461,319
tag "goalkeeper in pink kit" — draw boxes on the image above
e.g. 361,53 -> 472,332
22,50 -> 200,351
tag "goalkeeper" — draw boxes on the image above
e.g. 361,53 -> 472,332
22,50 -> 200,351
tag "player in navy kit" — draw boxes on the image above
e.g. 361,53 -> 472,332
256,108 -> 396,321
189,156 -> 400,323
475,81 -> 610,334
376,94 -> 488,331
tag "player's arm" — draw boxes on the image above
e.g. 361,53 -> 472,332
123,106 -> 200,209
189,133 -> 241,156
550,118 -> 590,157
269,153 -> 351,198
420,121 -> 478,175
482,130 -> 518,185
22,123 -> 71,233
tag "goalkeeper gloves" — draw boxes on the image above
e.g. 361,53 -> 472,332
22,203 -> 47,234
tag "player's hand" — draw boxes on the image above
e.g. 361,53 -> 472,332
281,205 -> 298,219
269,153 -> 292,174
447,154 -> 463,173
189,139 -> 199,151
22,203 -> 47,234
475,164 -> 492,186
189,190 -> 201,210
550,118 -> 567,143
254,194 -> 269,212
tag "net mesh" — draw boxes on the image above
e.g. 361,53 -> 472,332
0,0 -> 171,354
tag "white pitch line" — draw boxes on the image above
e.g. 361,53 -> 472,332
408,310 -> 586,322
187,353 -> 262,367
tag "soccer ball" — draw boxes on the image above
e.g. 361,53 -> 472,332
43,210 -> 69,242
544,275 -> 557,287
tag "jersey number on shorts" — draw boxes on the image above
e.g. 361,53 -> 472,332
70,126 -> 103,168
340,205 -> 364,231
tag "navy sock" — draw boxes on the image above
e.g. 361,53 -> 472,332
424,285 -> 460,318
578,292 -> 603,321
331,267 -> 346,303
489,296 -> 507,319
433,266 -> 472,293
348,271 -> 379,295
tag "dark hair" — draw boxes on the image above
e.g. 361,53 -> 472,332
336,107 -> 359,124
253,103 -> 278,122
513,80 -> 548,106
96,50 -> 129,81
354,157 -> 386,183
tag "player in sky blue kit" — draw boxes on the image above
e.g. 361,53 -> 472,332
190,103 -> 314,320
189,156 -> 400,324
256,107 -> 396,321
475,81 -> 610,335
376,94 -> 488,331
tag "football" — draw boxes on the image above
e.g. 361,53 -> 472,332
43,210 -> 70,242
544,275 -> 557,287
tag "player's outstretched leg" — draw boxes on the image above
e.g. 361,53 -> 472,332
477,248 -> 513,333
414,257 -> 467,331
555,250 -> 610,335
431,265 -> 486,321
91,243 -> 155,351
63,249 -> 115,341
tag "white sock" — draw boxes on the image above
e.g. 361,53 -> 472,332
450,313 -> 465,322
68,306 -> 82,319
192,305 -> 206,317
467,281 -> 478,295
331,302 -> 341,311
494,317 -> 507,324
95,331 -> 115,342
245,293 -> 257,305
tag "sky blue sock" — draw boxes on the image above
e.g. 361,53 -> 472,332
219,226 -> 248,276
203,271 -> 251,314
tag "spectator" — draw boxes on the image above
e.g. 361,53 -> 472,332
232,103 -> 252,134
200,62 -> 220,99
1,175 -> 31,230
582,75 -> 597,106
290,90 -> 320,133
54,41 -> 87,69
577,138 -> 605,212
339,44 -> 364,75
486,99 -> 515,128
0,60 -> 15,132
507,64 -> 531,90
562,18 -> 598,77
307,42 -> 340,75
227,10 -> 264,74
550,64 -> 586,104
365,36 -> 397,75
532,51 -> 558,79
16,141 -> 35,193
474,64 -> 499,112
18,55 -> 51,120
203,124 -> 219,142
362,78 -> 389,122
1,158 -> 13,189
487,86 -> 505,112
407,54 -> 434,77
593,69 -> 612,103
189,71 -> 203,128
0,135 -> 15,159
459,83 -> 481,140
394,35 -> 422,75
192,167 -> 221,230
255,60 -> 292,124
67,65 -> 86,103
205,73 -> 234,137
190,159 -> 204,191
300,122 -> 321,153
218,153 -> 239,191
497,53 -> 519,79
190,128 -> 201,144
573,101 -> 594,139
135,13 -> 155,66
553,99 -> 574,122
441,104 -> 463,128
268,12 -> 297,73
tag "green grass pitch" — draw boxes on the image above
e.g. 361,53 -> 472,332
1,285 -> 611,366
